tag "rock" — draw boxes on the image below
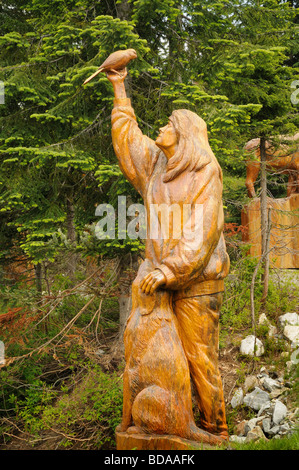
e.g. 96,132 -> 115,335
262,417 -> 272,434
244,375 -> 259,393
272,400 -> 287,425
262,376 -> 281,393
257,402 -> 272,417
288,408 -> 298,421
258,313 -> 277,338
290,348 -> 299,364
279,423 -> 290,434
283,325 -> 299,347
245,417 -> 265,435
278,312 -> 299,327
268,425 -> 280,436
94,349 -> 105,355
235,420 -> 247,436
244,387 -> 271,411
245,426 -> 267,442
240,335 -> 264,357
229,435 -> 247,443
269,387 -> 288,399
231,388 -> 244,408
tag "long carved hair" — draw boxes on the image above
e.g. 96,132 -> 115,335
163,109 -> 215,183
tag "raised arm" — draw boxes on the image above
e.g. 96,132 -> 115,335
107,70 -> 159,197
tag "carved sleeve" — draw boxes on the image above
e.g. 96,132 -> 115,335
111,98 -> 159,197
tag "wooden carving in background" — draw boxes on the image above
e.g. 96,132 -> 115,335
242,134 -> 299,269
242,194 -> 299,269
245,134 -> 299,199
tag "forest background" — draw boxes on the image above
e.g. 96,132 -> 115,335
0,0 -> 298,450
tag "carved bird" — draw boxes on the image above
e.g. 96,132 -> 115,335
83,49 -> 137,85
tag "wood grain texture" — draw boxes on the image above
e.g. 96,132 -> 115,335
241,194 -> 299,268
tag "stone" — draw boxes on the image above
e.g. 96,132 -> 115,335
245,426 -> 267,442
262,417 -> 272,434
262,376 -> 281,393
269,387 -> 288,399
272,400 -> 287,425
290,349 -> 299,364
258,313 -> 277,337
240,335 -> 264,357
283,325 -> 299,347
268,425 -> 280,436
245,417 -> 265,435
231,388 -> 244,408
278,312 -> 299,327
235,420 -> 247,436
244,375 -> 259,393
279,423 -> 290,434
257,402 -> 272,417
288,408 -> 298,421
244,387 -> 271,411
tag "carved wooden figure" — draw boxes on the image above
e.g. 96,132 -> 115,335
89,52 -> 230,449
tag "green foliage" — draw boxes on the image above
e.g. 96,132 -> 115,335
40,366 -> 123,449
1,0 -> 297,269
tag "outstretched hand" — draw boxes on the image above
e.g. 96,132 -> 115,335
140,270 -> 166,295
106,68 -> 128,84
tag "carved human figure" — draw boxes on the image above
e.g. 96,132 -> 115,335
106,68 -> 230,444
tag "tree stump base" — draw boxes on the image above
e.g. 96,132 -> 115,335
115,430 -> 216,450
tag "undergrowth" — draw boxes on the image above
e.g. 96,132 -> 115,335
0,250 -> 298,450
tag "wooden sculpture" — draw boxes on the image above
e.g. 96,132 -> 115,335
83,49 -> 137,85
245,134 -> 299,198
243,134 -> 299,269
91,52 -> 230,449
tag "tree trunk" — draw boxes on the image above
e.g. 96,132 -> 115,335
260,137 -> 270,301
168,4 -> 184,82
35,262 -> 42,296
117,253 -> 139,351
116,0 -> 132,21
262,208 -> 272,303
66,196 -> 77,279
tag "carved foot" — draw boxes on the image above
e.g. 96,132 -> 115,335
116,422 -> 131,433
126,426 -> 143,435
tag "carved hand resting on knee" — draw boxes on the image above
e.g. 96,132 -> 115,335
140,269 -> 166,295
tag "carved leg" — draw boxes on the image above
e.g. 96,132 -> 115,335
246,161 -> 260,198
287,173 -> 296,197
117,368 -> 133,432
174,293 -> 228,437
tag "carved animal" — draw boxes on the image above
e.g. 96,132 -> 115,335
83,49 -> 137,85
117,259 -> 225,446
245,133 -> 299,198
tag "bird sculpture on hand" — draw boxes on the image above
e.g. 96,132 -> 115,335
83,49 -> 137,85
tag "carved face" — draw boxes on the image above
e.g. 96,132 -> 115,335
155,120 -> 178,156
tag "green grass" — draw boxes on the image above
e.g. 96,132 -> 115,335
228,429 -> 299,450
